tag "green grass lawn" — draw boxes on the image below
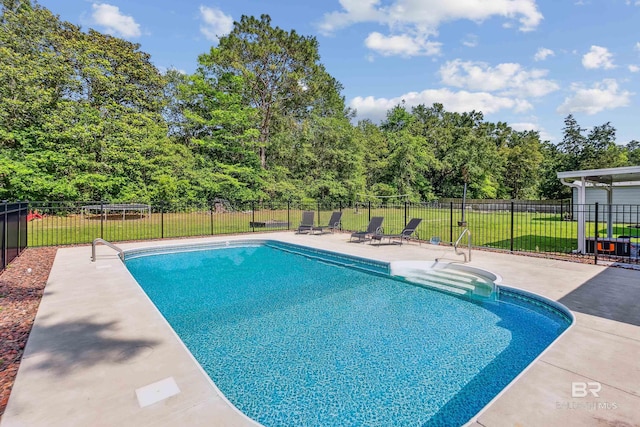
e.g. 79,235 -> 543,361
26,205 -> 639,255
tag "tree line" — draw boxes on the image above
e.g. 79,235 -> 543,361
1,1 -> 639,203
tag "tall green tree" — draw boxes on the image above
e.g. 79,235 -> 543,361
584,122 -> 626,168
1,0 -> 77,199
177,63 -> 262,201
502,130 -> 543,199
355,120 -> 388,193
264,111 -> 364,201
0,0 -> 72,147
0,0 -> 192,201
60,29 -> 171,200
423,107 -> 498,198
557,115 -> 625,172
538,141 -> 568,199
626,140 -> 640,165
379,105 -> 437,200
203,14 -> 346,169
539,115 -> 628,200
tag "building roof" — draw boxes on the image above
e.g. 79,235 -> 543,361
557,166 -> 640,185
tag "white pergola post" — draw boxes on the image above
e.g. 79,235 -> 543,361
577,177 -> 586,254
607,184 -> 613,238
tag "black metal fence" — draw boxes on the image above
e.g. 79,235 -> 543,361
1,201 -> 28,273
18,199 -> 640,265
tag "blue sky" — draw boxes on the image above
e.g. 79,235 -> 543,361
38,0 -> 640,145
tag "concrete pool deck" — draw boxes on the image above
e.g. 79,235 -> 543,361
1,232 -> 639,427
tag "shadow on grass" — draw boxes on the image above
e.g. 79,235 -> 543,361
558,267 -> 640,326
610,226 -> 640,238
26,315 -> 160,375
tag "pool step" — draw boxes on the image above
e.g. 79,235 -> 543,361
394,266 -> 497,300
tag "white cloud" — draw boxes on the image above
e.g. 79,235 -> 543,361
629,65 -> 640,72
350,88 -> 532,122
318,0 -> 383,35
534,47 -> 554,61
318,0 -> 542,57
636,42 -> 640,51
510,122 -> 539,132
364,32 -> 441,56
199,6 -> 233,43
91,3 -> 141,38
320,0 -> 542,35
439,59 -> 559,98
462,34 -> 478,48
557,79 -> 632,115
582,45 -> 615,69
510,121 -> 554,141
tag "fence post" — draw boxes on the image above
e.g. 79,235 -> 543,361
404,201 -> 408,227
252,201 -> 255,232
100,200 -> 104,239
339,200 -> 342,212
17,202 -> 21,256
17,202 -> 26,255
449,201 -> 453,243
287,200 -> 290,230
23,201 -> 28,253
317,200 -> 321,227
160,201 -> 164,239
560,199 -> 564,220
2,201 -> 6,270
510,201 -> 514,252
209,200 -> 214,235
368,201 -> 371,222
594,202 -> 599,265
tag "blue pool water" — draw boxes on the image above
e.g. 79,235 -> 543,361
125,242 -> 571,427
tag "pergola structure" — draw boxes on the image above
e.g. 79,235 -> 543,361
558,166 -> 640,254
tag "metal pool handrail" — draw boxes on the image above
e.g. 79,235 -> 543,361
454,228 -> 472,263
91,238 -> 124,262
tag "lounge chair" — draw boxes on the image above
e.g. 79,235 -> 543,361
312,211 -> 343,234
296,211 -> 315,234
350,216 -> 384,242
371,218 -> 423,245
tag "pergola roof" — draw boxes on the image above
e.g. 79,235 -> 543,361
557,166 -> 640,185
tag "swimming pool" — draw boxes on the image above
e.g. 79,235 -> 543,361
125,240 -> 572,427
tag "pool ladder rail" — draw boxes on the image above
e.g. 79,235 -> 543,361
454,228 -> 472,263
435,228 -> 472,264
91,238 -> 124,262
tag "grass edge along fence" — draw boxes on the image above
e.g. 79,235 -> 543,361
1,201 -> 28,274
23,199 -> 640,265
